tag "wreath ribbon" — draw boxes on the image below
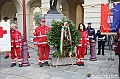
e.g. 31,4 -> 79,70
60,22 -> 72,55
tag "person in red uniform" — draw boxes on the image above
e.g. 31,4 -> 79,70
4,18 -> 12,59
76,23 -> 89,66
10,23 -> 22,67
33,18 -> 50,67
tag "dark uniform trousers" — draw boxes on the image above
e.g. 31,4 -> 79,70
98,41 -> 105,55
96,30 -> 107,55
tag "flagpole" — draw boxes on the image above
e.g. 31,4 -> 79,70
0,53 -> 1,70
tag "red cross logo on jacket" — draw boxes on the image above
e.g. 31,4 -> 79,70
0,26 -> 7,38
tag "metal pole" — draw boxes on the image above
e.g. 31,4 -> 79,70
118,54 -> 120,77
22,0 -> 30,66
23,0 -> 26,42
90,41 -> 97,61
107,36 -> 114,61
0,53 -> 1,70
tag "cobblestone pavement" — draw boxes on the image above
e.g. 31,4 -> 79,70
0,47 -> 119,79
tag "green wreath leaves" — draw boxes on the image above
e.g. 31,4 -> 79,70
47,18 -> 81,58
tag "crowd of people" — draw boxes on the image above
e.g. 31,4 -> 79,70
2,17 -> 120,77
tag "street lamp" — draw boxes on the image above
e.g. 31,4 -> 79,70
22,0 -> 30,66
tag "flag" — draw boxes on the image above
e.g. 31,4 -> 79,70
101,3 -> 110,33
111,2 -> 120,32
101,2 -> 120,33
0,22 -> 11,52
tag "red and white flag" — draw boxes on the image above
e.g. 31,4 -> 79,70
0,22 -> 11,52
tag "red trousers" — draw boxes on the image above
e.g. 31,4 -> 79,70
11,47 -> 22,64
38,44 -> 50,64
76,46 -> 86,64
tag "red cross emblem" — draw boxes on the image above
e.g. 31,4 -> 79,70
0,26 -> 7,38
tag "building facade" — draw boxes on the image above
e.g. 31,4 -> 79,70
0,0 -> 119,40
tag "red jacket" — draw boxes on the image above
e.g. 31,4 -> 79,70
10,30 -> 22,48
78,30 -> 89,47
33,25 -> 50,46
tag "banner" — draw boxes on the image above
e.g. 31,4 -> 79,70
101,2 -> 120,33
0,22 -> 11,52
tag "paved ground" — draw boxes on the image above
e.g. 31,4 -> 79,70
0,46 -> 119,79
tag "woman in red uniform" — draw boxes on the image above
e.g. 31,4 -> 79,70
10,23 -> 22,67
76,23 -> 89,66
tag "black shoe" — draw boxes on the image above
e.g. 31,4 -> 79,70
78,64 -> 81,66
81,64 -> 84,66
19,64 -> 22,67
11,63 -> 16,67
102,54 -> 105,56
44,62 -> 50,66
97,53 -> 100,55
5,56 -> 9,59
40,63 -> 43,67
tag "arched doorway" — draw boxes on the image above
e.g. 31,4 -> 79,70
60,0 -> 69,19
59,0 -> 84,28
1,1 -> 17,23
28,0 -> 41,37
76,5 -> 83,28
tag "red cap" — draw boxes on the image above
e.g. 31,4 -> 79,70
41,18 -> 46,22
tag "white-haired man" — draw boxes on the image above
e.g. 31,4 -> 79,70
10,23 -> 22,67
